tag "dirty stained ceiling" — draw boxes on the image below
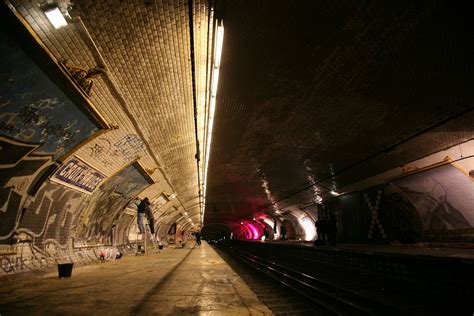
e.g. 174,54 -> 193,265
6,0 -> 474,234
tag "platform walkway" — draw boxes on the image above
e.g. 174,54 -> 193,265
0,243 -> 272,315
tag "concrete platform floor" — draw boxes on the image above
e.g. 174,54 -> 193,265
0,243 -> 272,315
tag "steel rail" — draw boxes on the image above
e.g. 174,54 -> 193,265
230,247 -> 402,316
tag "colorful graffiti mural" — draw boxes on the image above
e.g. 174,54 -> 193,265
19,181 -> 88,249
0,136 -> 55,241
328,158 -> 474,243
1,29 -> 101,244
0,27 -> 104,275
393,162 -> 474,230
113,212 -> 135,245
0,31 -> 101,159
0,180 -> 89,276
76,162 -> 153,244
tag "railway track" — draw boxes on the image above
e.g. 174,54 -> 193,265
214,246 -> 328,315
227,246 -> 403,316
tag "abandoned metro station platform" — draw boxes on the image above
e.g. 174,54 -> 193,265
1,0 -> 473,314
1,241 -> 473,315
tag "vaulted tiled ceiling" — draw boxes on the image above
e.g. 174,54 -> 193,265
204,0 -> 473,224
8,0 -> 214,225
7,0 -> 474,230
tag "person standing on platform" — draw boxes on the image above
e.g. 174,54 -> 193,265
194,230 -> 202,246
145,202 -> 155,235
315,217 -> 324,245
320,217 -> 328,245
263,227 -> 269,240
280,225 -> 287,240
137,197 -> 149,234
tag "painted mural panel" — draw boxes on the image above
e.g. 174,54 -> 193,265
114,213 -> 135,245
0,136 -> 54,241
355,159 -> 474,243
51,156 -> 106,194
0,30 -> 101,247
392,160 -> 474,230
0,31 -> 100,159
0,178 -> 89,276
18,181 -> 88,250
76,163 -> 153,244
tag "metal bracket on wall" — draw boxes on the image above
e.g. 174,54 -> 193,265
59,60 -> 105,97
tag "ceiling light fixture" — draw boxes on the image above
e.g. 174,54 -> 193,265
201,19 -> 224,224
214,22 -> 225,68
168,193 -> 177,199
330,190 -> 340,196
43,5 -> 68,29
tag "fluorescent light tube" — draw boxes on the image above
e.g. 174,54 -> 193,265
44,6 -> 67,29
214,22 -> 224,68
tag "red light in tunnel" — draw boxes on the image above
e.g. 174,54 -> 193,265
246,223 -> 260,240
233,221 -> 262,240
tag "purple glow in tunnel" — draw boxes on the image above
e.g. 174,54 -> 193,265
246,222 -> 260,240
234,221 -> 262,240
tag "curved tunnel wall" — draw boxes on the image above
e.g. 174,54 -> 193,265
0,15 -> 192,276
1,4 -> 474,277
213,141 -> 474,244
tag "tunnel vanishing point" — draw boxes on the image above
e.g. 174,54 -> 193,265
0,0 -> 473,313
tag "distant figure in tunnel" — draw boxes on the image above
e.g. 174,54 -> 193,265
193,230 -> 202,246
280,225 -> 287,240
315,217 -> 327,245
263,227 -> 269,240
137,197 -> 150,234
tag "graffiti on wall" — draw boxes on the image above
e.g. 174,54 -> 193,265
0,32 -> 100,160
392,161 -> 474,230
114,213 -> 135,245
87,134 -> 147,168
113,134 -> 147,161
18,181 -> 88,249
0,241 -> 130,275
1,30 -> 101,244
51,156 -> 106,194
0,179 -> 89,275
0,136 -> 55,241
330,158 -> 474,243
357,159 -> 474,242
0,30 -> 105,274
76,162 -> 153,244
364,190 -> 387,239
